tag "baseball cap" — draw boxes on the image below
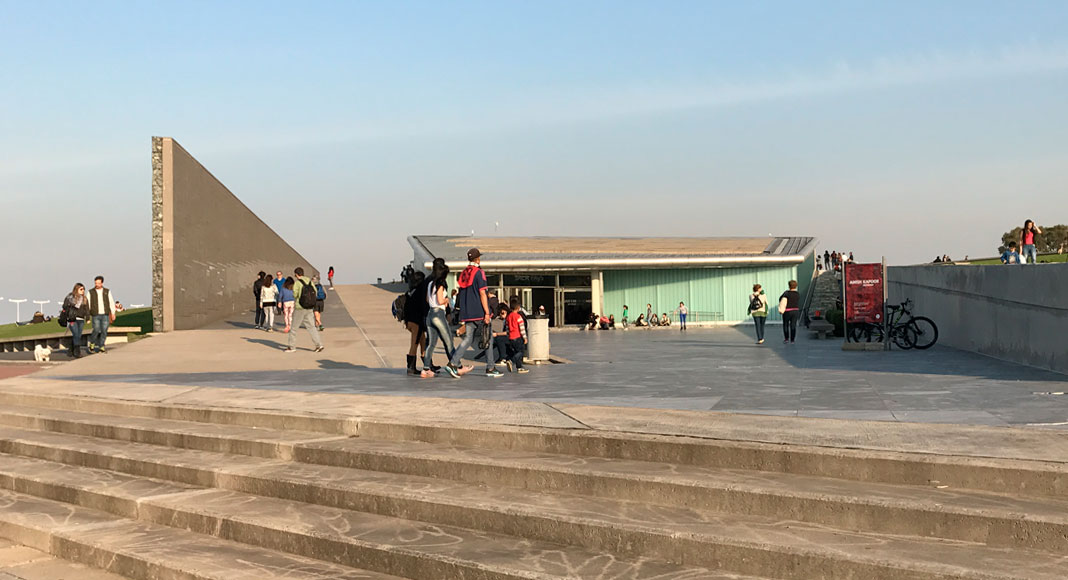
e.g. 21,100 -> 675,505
467,248 -> 482,261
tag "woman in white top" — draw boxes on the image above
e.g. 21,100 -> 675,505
259,273 -> 278,332
422,259 -> 455,378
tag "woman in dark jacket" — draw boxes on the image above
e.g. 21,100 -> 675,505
63,283 -> 90,358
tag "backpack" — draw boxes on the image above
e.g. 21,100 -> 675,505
392,294 -> 407,322
316,284 -> 326,300
57,301 -> 69,328
749,294 -> 763,312
298,278 -> 318,309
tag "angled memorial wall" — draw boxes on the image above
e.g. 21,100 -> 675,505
151,137 -> 318,331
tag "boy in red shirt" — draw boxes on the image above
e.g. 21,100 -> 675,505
505,298 -> 529,374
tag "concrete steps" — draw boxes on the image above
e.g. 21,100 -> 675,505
0,400 -> 1062,578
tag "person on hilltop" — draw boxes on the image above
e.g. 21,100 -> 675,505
87,276 -> 116,354
62,283 -> 90,358
402,270 -> 429,376
747,283 -> 768,344
327,266 -> 335,288
312,275 -> 327,331
1000,242 -> 1021,265
421,258 -> 454,379
778,280 -> 801,344
1021,220 -> 1042,264
253,271 -> 266,330
259,272 -> 278,332
445,248 -> 500,378
284,267 -> 324,353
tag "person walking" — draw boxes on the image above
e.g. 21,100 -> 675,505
778,280 -> 801,344
87,276 -> 116,354
327,266 -> 335,288
421,258 -> 455,378
621,305 -> 629,330
62,283 -> 90,358
676,302 -> 688,331
280,277 -> 296,333
748,283 -> 768,344
284,267 -> 324,353
505,298 -> 529,373
260,272 -> 278,332
402,271 -> 429,375
253,271 -> 266,329
1021,220 -> 1042,264
445,248 -> 500,378
312,275 -> 327,331
646,304 -> 653,328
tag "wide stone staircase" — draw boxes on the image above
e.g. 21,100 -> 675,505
809,271 -> 841,315
0,390 -> 1064,579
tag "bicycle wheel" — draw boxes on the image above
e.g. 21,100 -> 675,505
849,323 -> 875,342
908,317 -> 938,350
891,324 -> 915,350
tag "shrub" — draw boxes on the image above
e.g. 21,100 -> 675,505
825,309 -> 845,337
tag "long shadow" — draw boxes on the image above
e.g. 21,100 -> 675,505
244,337 -> 284,350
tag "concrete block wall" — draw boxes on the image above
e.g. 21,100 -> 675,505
151,137 -> 318,331
887,264 -> 1068,374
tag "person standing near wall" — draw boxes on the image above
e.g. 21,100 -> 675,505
273,271 -> 285,319
779,280 -> 801,344
88,276 -> 115,354
285,267 -> 324,353
280,277 -> 295,333
260,273 -> 278,332
1021,220 -> 1042,264
748,284 -> 768,344
63,283 -> 89,358
676,302 -> 688,331
621,305 -> 629,329
253,271 -> 266,329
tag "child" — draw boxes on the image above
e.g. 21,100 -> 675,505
491,304 -> 510,368
506,298 -> 529,373
1000,242 -> 1021,265
280,277 -> 296,332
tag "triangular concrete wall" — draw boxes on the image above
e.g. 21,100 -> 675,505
151,137 -> 318,331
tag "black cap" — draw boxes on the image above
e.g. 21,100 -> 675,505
467,248 -> 481,261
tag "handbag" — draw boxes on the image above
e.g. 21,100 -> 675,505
777,296 -> 788,315
478,321 -> 492,351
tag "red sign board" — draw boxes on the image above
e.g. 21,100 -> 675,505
844,263 -> 884,324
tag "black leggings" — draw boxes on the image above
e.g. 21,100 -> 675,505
782,310 -> 799,341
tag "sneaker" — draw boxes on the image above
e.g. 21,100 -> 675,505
430,365 -> 442,373
517,367 -> 530,374
98,347 -> 107,354
282,348 -> 296,353
485,368 -> 503,378
318,325 -> 324,331
505,360 -> 515,373
266,328 -> 274,333
444,364 -> 461,379
783,339 -> 789,344
757,339 -> 764,344
314,345 -> 324,353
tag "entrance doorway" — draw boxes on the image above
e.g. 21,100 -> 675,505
559,290 -> 592,326
530,288 -> 555,327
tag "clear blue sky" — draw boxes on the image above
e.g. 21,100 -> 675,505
2,1 -> 1067,318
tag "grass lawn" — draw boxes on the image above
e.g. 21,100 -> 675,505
0,307 -> 153,340
965,253 -> 1067,266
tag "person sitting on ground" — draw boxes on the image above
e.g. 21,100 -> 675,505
660,313 -> 671,326
608,314 -> 615,329
634,313 -> 647,327
648,313 -> 659,326
113,301 -> 125,312
599,314 -> 610,330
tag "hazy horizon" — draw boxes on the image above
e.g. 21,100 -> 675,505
2,1 -> 1067,321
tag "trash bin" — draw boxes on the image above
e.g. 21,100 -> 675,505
526,317 -> 550,362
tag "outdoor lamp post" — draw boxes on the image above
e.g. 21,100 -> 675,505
33,300 -> 50,316
8,299 -> 26,324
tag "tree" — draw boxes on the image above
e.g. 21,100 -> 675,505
1000,224 -> 1068,254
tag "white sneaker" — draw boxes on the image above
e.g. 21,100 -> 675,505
283,348 -> 296,353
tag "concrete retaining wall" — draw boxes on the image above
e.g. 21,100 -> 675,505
887,264 -> 1068,374
152,137 -> 318,331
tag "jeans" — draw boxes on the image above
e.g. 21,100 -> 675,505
450,319 -> 494,371
90,314 -> 109,352
1022,244 -> 1038,264
68,319 -> 85,355
508,338 -> 525,368
288,308 -> 322,350
782,310 -> 799,342
255,300 -> 265,327
679,313 -> 687,329
424,308 -> 455,369
753,315 -> 766,341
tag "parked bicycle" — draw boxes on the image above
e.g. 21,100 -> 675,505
847,299 -> 938,350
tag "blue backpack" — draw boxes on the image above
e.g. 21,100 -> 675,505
316,284 -> 326,300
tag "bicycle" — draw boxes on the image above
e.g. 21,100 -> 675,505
847,299 -> 938,350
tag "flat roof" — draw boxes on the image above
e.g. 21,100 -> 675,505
410,235 -> 817,270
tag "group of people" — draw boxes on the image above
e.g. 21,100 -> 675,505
60,276 -> 118,358
933,255 -> 954,263
592,302 -> 688,331
400,248 -> 530,379
747,280 -> 801,344
1001,220 -> 1043,265
252,268 -> 326,353
821,250 -> 853,272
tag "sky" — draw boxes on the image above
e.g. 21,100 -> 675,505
2,1 -> 1067,321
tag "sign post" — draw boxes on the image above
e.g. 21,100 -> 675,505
844,262 -> 886,348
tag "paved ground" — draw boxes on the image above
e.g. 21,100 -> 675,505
28,287 -> 1068,427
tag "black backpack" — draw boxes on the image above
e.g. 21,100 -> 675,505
57,301 -> 69,328
749,294 -> 763,312
298,278 -> 318,309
